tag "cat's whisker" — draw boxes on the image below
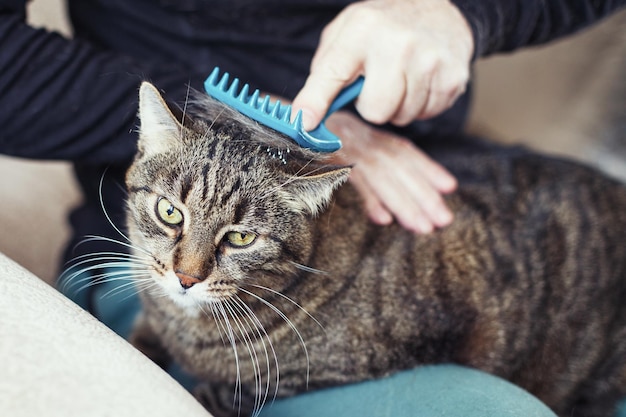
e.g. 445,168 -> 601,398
260,160 -> 331,205
71,270 -> 151,295
76,234 -> 153,258
180,83 -> 192,141
228,299 -> 270,416
98,172 -> 135,245
63,256 -> 151,280
259,158 -> 316,200
289,261 -> 329,276
205,107 -> 227,137
60,273 -> 99,294
287,159 -> 329,179
98,276 -> 156,300
98,281 -> 140,300
67,250 -> 152,265
239,287 -> 311,387
143,286 -> 171,300
216,302 -> 243,415
223,300 -> 264,417
60,261 -> 141,293
249,283 -> 325,333
122,281 -> 165,302
200,301 -> 228,346
232,295 -> 280,411
69,275 -> 117,295
61,250 -> 155,298
258,158 -> 312,199
121,275 -> 157,291
63,259 -> 148,279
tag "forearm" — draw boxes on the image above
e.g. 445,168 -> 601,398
0,12 -> 197,164
450,0 -> 626,58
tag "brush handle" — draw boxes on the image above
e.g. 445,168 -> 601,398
326,76 -> 365,116
302,76 -> 365,152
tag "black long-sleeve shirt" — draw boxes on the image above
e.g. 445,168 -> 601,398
1,0 -> 625,165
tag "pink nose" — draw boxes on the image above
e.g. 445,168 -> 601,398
176,272 -> 203,289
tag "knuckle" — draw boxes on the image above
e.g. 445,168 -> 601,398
396,29 -> 420,52
345,3 -> 379,23
391,114 -> 413,127
457,67 -> 471,84
396,137 -> 417,153
356,100 -> 389,125
415,46 -> 440,66
325,64 -> 354,82
420,106 -> 442,120
447,69 -> 470,91
311,59 -> 354,84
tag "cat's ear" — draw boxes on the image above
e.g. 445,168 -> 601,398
282,167 -> 351,216
137,82 -> 183,156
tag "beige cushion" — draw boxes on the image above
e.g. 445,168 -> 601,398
0,252 -> 212,417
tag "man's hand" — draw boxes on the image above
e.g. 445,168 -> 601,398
325,112 -> 457,233
292,0 -> 474,130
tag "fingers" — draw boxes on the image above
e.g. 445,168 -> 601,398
292,12 -> 364,131
389,66 -> 432,127
364,142 -> 455,233
353,151 -> 456,234
293,72 -> 357,131
354,179 -> 394,226
413,62 -> 470,121
326,112 -> 457,234
293,0 -> 474,128
352,169 -> 446,234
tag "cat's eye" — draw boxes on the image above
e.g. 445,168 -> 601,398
225,231 -> 257,247
156,197 -> 183,226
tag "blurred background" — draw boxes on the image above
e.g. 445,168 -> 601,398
1,1 -> 625,284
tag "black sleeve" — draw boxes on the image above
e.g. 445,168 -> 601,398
450,0 -> 626,58
0,9 -> 203,164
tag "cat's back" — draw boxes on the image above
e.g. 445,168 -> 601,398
329,139 -> 626,281
315,140 -> 626,412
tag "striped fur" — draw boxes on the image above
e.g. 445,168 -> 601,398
125,83 -> 626,417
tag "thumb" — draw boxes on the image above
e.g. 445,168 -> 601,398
292,72 -> 351,131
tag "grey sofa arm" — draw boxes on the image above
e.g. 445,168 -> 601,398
0,252 -> 212,417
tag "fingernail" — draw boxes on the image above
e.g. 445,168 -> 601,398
377,213 -> 394,226
419,222 -> 434,234
370,210 -> 393,226
413,218 -> 433,234
436,208 -> 453,226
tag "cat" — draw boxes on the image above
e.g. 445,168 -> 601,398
124,82 -> 626,417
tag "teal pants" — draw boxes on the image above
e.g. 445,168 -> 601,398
259,364 -> 557,417
59,266 -> 625,417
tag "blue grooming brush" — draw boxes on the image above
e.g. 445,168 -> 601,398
204,67 -> 364,152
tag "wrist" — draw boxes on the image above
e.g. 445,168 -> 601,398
447,0 -> 484,60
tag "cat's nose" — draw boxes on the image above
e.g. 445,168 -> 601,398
176,271 -> 204,289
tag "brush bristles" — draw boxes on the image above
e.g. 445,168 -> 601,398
205,67 -> 299,130
203,67 -> 342,151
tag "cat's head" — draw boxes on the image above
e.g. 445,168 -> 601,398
125,82 -> 349,311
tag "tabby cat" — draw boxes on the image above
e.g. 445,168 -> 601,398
125,82 -> 626,417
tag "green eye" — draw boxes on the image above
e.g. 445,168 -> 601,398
226,231 -> 257,247
156,197 -> 183,226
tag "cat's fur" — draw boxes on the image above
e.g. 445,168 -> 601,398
125,82 -> 626,417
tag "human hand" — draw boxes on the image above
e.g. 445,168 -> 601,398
292,0 -> 474,130
325,112 -> 457,233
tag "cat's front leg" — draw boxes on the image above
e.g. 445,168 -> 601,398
129,312 -> 173,370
